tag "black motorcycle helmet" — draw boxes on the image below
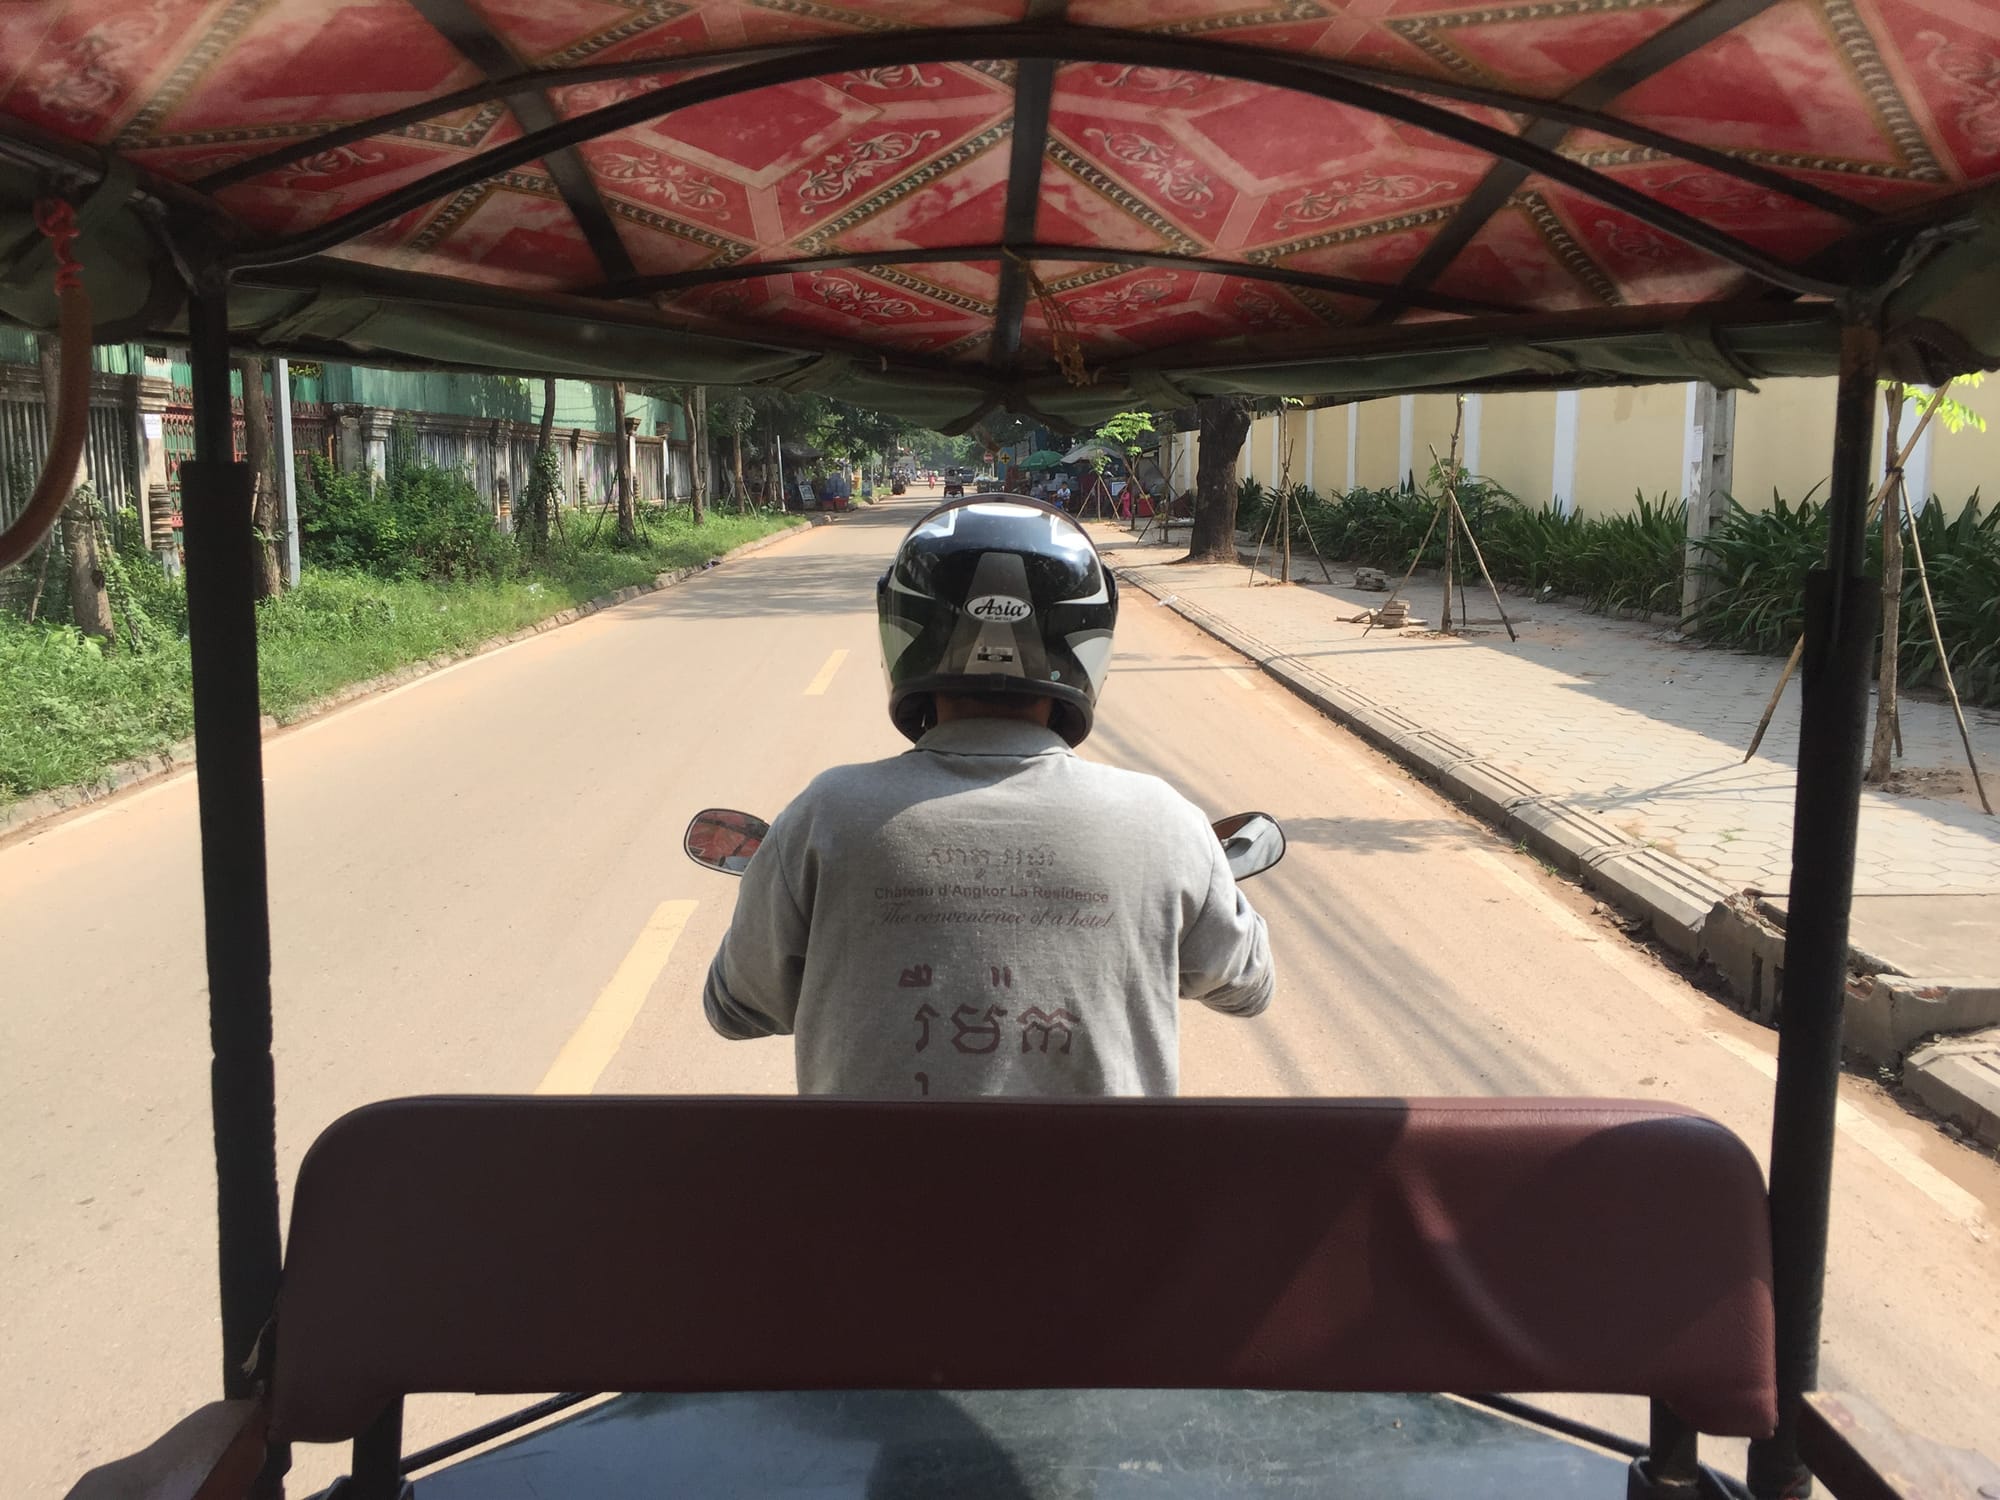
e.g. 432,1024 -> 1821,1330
877,495 -> 1118,747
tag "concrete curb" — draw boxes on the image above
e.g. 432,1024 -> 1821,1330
0,515 -> 828,847
1117,564 -> 1737,962
1905,1028 -> 2000,1146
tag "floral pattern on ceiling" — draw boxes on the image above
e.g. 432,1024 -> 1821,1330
2,0 -> 1997,371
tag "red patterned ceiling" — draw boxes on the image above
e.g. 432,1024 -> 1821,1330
3,0 -> 1998,377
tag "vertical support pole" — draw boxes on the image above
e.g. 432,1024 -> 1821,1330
345,1398 -> 407,1500
272,357 -> 299,589
1747,320 -> 1881,1500
181,278 -> 283,1416
1628,1400 -> 1701,1500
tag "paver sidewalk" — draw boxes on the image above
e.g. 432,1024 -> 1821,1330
1095,526 -> 2000,1137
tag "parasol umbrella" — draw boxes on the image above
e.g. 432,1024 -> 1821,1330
1061,441 -> 1123,467
1019,449 -> 1068,470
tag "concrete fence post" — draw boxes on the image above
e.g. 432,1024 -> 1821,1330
334,405 -> 364,476
359,406 -> 393,478
137,352 -> 173,549
1682,383 -> 1737,615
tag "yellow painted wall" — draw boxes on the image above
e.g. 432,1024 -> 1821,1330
1354,398 -> 1401,489
1204,376 -> 2000,519
1911,379 -> 1999,508
1242,413 -> 1269,486
1307,404 -> 1348,495
1572,383 -> 1687,518
1731,378 -> 1836,510
1473,391 -> 1557,506
1276,407 -> 1311,490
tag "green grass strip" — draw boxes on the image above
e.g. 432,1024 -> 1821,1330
1,511 -> 799,809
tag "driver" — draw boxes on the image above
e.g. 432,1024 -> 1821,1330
702,497 -> 1274,1097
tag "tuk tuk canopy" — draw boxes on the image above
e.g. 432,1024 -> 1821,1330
3,1 -> 2000,429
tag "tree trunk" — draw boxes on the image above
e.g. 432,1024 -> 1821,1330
236,356 -> 284,599
1185,396 -> 1252,562
1868,387 -> 1905,783
36,333 -> 114,642
523,376 -> 556,553
733,419 -> 746,513
684,387 -> 707,523
612,381 -> 637,547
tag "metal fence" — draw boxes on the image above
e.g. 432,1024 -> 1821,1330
0,392 -> 139,537
2,358 -> 686,553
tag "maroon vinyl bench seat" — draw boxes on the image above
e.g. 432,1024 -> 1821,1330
264,1096 -> 1777,1448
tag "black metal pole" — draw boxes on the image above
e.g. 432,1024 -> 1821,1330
181,276 -> 283,1406
1747,319 -> 1880,1500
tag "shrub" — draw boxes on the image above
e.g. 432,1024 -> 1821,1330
0,617 -> 193,798
299,450 -> 510,582
1482,492 -> 1685,616
1685,490 -> 1826,653
1690,487 -> 2000,707
1905,492 -> 2000,704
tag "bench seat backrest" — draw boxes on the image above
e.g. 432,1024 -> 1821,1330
269,1096 -> 1776,1445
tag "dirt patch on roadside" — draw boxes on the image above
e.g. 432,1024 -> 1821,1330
1874,764 -> 1991,815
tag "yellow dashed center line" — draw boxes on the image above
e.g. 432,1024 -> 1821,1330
537,899 -> 698,1094
805,648 -> 850,696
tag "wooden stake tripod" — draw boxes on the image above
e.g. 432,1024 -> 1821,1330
1245,405 -> 1332,585
1246,480 -> 1333,584
1366,397 -> 1518,641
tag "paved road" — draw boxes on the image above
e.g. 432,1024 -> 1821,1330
3,493 -> 1996,1497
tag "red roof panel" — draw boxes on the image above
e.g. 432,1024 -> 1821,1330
3,0 -> 1998,408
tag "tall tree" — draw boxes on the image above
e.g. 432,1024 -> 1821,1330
682,386 -> 707,523
236,355 -> 284,599
35,332 -> 113,642
612,380 -> 637,547
1185,396 -> 1252,562
520,376 -> 557,554
731,398 -> 747,511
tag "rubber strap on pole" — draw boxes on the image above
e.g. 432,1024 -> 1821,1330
0,199 -> 92,572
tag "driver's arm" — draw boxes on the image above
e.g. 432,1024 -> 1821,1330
703,812 -> 809,1039
1179,835 -> 1275,1017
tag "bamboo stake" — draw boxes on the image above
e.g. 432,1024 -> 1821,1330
1246,487 -> 1278,585
1740,378 -> 1954,761
1424,399 -> 1517,640
1744,637 -> 1806,763
1445,473 -> 1520,641
1902,497 -> 1993,814
1868,386 -> 1905,784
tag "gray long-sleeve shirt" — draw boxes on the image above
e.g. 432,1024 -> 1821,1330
703,718 -> 1273,1098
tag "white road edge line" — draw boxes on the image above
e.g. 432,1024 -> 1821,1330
1221,667 -> 1257,691
1461,838 -> 1992,1238
805,648 -> 850,696
1704,1028 -> 1991,1239
537,899 -> 698,1095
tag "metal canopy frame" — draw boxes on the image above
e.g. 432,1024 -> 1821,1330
209,26 -> 1852,300
0,6 -> 1936,1497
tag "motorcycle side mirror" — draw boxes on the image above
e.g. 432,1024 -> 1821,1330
1212,812 -> 1286,881
685,808 -> 771,876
